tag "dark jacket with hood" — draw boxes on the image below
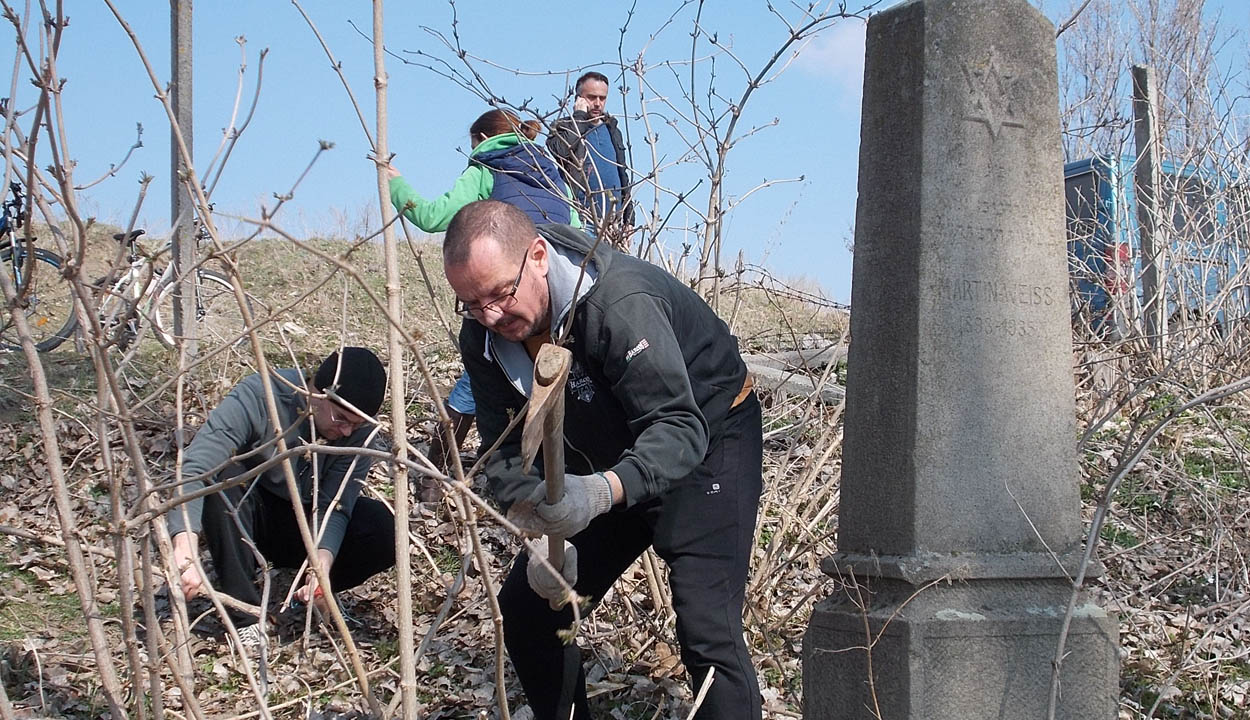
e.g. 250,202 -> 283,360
460,224 -> 746,510
546,111 -> 635,227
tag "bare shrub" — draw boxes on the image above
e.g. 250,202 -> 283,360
1060,0 -> 1250,715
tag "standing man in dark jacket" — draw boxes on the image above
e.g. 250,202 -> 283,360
547,71 -> 635,237
443,200 -> 762,720
168,347 -> 396,647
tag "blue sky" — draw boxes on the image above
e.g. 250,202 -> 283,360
9,1 -> 1247,303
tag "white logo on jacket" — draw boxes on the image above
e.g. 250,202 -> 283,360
568,361 -> 596,403
624,337 -> 650,362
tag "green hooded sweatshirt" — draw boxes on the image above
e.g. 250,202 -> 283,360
388,132 -> 582,233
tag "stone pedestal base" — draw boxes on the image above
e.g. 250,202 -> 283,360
803,571 -> 1118,719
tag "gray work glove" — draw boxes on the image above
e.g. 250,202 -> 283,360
517,472 -> 612,539
526,537 -> 578,609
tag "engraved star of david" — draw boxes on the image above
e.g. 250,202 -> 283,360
962,50 -> 1025,139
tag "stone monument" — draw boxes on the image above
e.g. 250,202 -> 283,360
802,0 -> 1119,717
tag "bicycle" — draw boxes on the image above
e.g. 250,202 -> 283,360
0,181 -> 78,352
94,218 -> 260,353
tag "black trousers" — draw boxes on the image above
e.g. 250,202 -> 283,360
201,480 -> 396,623
499,394 -> 764,720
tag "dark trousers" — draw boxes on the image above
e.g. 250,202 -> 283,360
201,481 -> 396,623
499,394 -> 764,720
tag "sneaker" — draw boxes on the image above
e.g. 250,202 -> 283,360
231,623 -> 267,656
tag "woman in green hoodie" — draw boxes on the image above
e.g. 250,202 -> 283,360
388,109 -> 579,478
388,109 -> 581,232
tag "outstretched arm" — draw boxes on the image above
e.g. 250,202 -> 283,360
388,165 -> 491,233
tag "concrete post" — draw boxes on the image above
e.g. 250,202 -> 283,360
1132,64 -> 1165,351
170,0 -> 196,355
802,1 -> 1120,717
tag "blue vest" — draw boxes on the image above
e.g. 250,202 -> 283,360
584,123 -> 623,197
474,144 -> 572,225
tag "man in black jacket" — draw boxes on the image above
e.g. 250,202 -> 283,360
443,200 -> 762,720
547,71 -> 635,236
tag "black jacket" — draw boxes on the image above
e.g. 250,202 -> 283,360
546,111 -> 635,227
460,224 -> 746,510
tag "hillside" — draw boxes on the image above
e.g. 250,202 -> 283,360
0,229 -> 1245,718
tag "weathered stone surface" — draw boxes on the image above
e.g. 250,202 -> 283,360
805,578 -> 1118,719
742,357 -> 845,404
839,0 -> 1078,558
743,344 -> 848,404
802,0 -> 1119,716
742,345 -> 847,373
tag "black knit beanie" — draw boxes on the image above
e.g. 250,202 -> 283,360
314,347 -> 386,417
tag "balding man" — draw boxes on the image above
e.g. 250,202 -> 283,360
442,200 -> 762,719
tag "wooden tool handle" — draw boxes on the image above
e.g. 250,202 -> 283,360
543,368 -> 567,604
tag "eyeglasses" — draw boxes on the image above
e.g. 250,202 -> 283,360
320,398 -> 364,432
454,252 -> 528,319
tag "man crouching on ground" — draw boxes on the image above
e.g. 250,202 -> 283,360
167,347 -> 396,649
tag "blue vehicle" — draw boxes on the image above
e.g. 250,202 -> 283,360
1064,154 -> 1249,339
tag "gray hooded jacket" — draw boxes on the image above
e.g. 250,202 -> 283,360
164,368 -> 382,557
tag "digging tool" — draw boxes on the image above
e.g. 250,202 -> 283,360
519,343 -> 573,606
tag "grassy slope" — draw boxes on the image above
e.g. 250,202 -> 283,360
1,230 -> 1245,718
0,231 -> 844,718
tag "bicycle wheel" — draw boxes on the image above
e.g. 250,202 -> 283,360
153,269 -> 259,350
0,245 -> 78,352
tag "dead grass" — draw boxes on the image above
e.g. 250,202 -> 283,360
0,230 -> 846,718
1073,336 -> 1250,718
5,229 -> 1243,718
